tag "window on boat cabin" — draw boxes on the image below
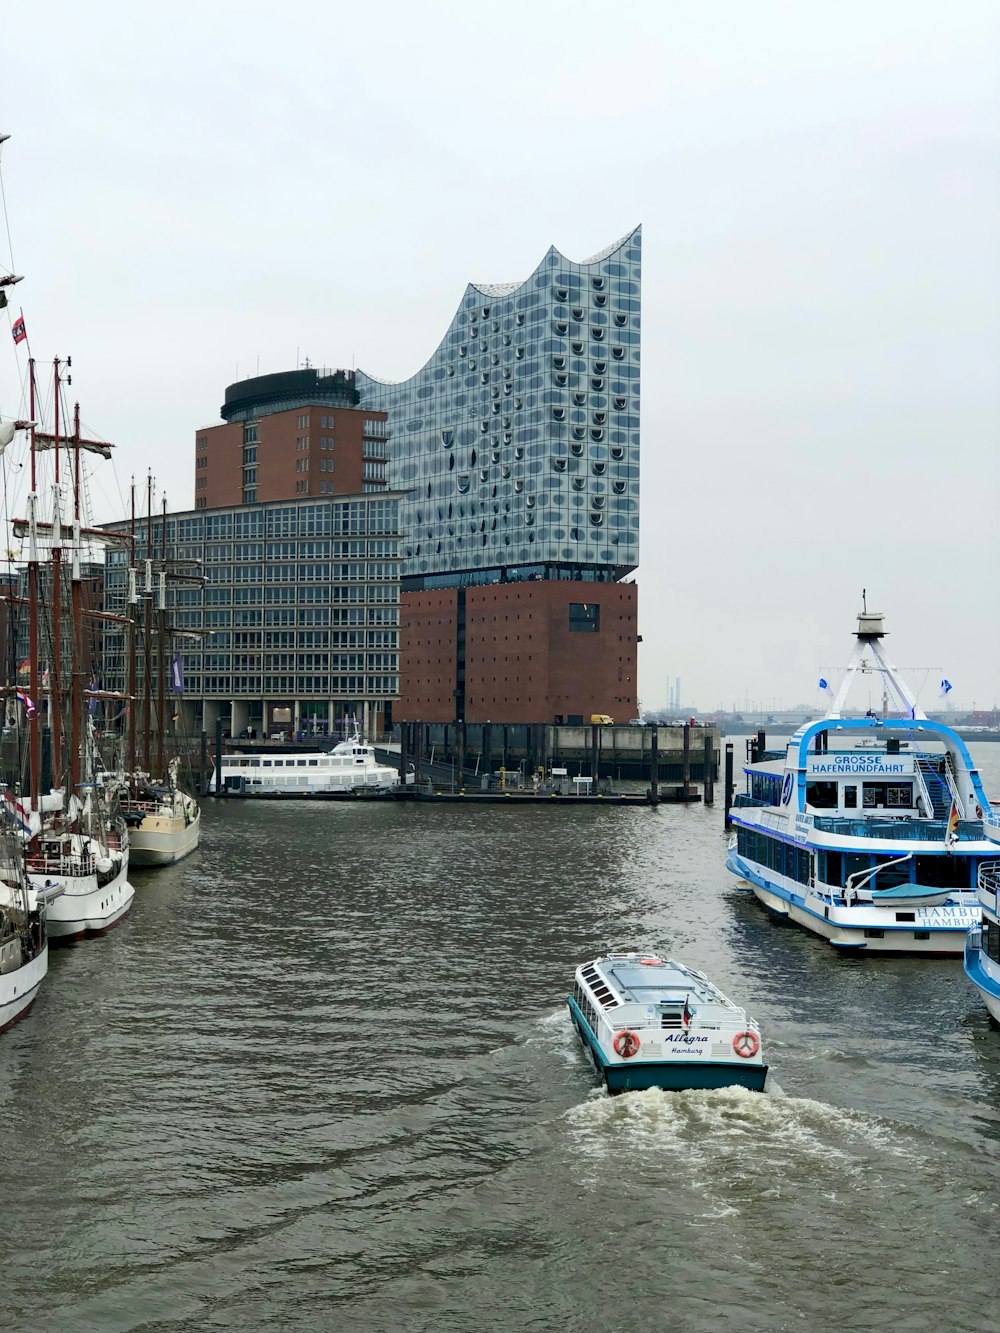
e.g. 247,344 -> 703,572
914,856 -> 974,889
863,783 -> 912,808
844,786 -> 857,809
806,781 -> 838,809
984,918 -> 1000,964
308,760 -> 318,767
818,850 -> 842,886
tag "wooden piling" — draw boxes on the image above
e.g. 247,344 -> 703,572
724,742 -> 734,829
649,725 -> 660,804
682,723 -> 691,798
214,717 -> 224,797
200,729 -> 208,795
704,734 -> 714,805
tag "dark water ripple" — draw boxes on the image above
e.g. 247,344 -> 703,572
1,747 -> 999,1330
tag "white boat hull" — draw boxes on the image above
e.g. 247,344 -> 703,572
29,860 -> 135,942
731,854 -> 978,954
129,808 -> 201,866
0,941 -> 47,1032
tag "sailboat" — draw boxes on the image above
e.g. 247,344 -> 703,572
12,357 -> 136,940
0,790 -> 50,1031
114,482 -> 201,866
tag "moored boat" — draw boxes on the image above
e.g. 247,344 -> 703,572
0,800 -> 50,1033
208,729 -> 398,797
568,952 -> 768,1093
726,608 -> 993,954
963,815 -> 1000,1022
119,763 -> 201,867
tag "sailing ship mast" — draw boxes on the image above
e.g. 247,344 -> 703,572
26,359 -> 41,819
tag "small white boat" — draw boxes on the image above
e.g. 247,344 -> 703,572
208,732 -> 399,798
568,953 -> 768,1094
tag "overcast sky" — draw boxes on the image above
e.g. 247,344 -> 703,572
1,1 -> 998,712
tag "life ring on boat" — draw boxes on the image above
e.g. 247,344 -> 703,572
639,957 -> 662,966
613,1030 -> 641,1059
732,1030 -> 760,1059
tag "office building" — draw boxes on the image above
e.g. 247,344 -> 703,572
101,492 -> 403,740
194,368 -> 389,509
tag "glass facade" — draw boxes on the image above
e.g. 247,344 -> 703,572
100,495 -> 402,724
356,227 -> 641,584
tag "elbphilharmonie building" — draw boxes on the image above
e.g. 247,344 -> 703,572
356,226 -> 641,587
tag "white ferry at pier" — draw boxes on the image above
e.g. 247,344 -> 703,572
727,610 -> 994,954
964,815 -> 1000,1021
568,953 -> 767,1093
208,734 -> 399,798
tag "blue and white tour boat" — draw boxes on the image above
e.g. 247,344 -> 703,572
727,609 -> 994,953
568,952 -> 768,1093
964,814 -> 1000,1021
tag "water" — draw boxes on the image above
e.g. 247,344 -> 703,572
2,745 -> 1000,1331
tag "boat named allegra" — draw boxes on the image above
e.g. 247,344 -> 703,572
207,730 -> 399,798
727,608 -> 994,954
964,813 -> 1000,1021
568,952 -> 767,1093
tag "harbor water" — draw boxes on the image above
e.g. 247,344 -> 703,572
2,744 -> 1000,1331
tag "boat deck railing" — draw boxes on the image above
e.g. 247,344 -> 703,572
812,816 -> 982,842
27,852 -> 97,878
966,928 -> 982,964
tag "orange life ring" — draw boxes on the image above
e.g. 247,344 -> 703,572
613,1030 -> 641,1059
732,1030 -> 760,1059
639,957 -> 662,966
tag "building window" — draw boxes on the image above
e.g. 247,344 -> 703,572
243,423 -> 258,444
569,603 -> 600,632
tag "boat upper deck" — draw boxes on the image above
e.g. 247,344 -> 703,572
577,954 -> 749,1026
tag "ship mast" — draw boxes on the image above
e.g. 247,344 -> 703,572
142,472 -> 153,772
156,494 -> 167,778
69,400 -> 84,801
127,479 -> 137,779
26,359 -> 40,815
49,359 -> 63,792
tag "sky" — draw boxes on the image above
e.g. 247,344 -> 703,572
1,1 -> 998,713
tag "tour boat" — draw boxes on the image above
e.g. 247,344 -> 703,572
208,732 -> 399,797
726,608 -> 994,953
567,953 -> 768,1093
963,815 -> 1000,1021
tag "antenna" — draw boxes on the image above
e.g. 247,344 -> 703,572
862,588 -> 867,613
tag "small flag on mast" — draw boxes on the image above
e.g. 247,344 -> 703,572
939,678 -> 954,699
682,994 -> 692,1028
15,688 -> 35,716
170,652 -> 184,692
11,316 -> 26,345
818,677 -> 833,698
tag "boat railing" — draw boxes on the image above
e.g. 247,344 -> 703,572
966,928 -> 982,964
811,815 -> 982,842
27,852 -> 97,878
733,794 -> 771,809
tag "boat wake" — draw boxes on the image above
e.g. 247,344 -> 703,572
561,1084 -> 921,1206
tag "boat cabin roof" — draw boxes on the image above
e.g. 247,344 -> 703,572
579,954 -> 729,1008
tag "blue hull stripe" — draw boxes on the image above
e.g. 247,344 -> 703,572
964,950 -> 1000,999
727,852 -> 969,935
